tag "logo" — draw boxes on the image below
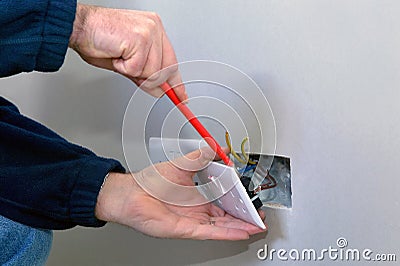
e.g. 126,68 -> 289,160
257,237 -> 397,262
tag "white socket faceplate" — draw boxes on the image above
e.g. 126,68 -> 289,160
148,137 -> 266,229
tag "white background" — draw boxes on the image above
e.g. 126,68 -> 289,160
1,0 -> 399,265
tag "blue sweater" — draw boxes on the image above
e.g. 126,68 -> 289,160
0,1 -> 125,229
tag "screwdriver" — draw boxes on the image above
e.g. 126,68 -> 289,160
160,82 -> 233,166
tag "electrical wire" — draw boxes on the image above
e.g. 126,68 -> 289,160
225,131 -> 277,192
240,137 -> 257,165
225,131 -> 247,164
238,164 -> 257,174
254,171 -> 277,193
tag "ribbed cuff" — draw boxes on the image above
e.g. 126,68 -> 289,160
69,157 -> 125,227
35,0 -> 77,72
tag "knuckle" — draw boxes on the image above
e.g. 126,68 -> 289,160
147,12 -> 161,23
139,28 -> 151,41
145,12 -> 161,32
168,64 -> 179,73
163,64 -> 179,78
132,65 -> 144,77
148,70 -> 161,81
123,61 -> 144,77
119,40 -> 129,53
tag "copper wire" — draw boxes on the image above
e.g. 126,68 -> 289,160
254,171 -> 277,193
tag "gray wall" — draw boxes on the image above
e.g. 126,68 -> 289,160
1,0 -> 399,265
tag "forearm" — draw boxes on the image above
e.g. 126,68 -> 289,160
0,97 -> 125,229
0,0 -> 77,77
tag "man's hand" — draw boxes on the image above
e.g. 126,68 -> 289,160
69,4 -> 187,101
95,148 -> 267,240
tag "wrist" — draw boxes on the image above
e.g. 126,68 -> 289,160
69,3 -> 91,50
95,172 -> 133,222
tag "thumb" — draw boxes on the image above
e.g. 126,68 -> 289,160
171,146 -> 230,173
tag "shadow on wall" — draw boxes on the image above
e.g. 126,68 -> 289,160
48,210 -> 287,266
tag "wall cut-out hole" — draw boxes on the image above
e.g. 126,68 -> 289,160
234,154 -> 292,209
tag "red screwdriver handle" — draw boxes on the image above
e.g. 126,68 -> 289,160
160,82 -> 233,166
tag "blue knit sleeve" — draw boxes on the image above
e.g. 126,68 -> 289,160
0,0 -> 76,77
0,97 -> 126,229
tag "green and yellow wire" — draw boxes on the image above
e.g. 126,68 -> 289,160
240,137 -> 257,164
225,132 -> 256,165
